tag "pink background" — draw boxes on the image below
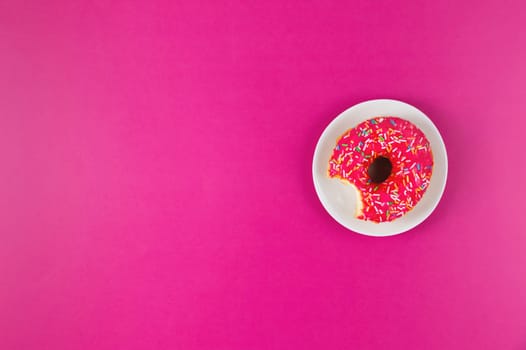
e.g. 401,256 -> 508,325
1,1 -> 526,349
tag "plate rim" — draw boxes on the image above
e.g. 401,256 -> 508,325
312,98 -> 448,237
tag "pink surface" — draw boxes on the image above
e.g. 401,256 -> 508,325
1,1 -> 526,349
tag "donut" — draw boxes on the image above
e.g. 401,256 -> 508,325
328,116 -> 433,222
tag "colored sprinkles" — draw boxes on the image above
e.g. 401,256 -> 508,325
328,116 -> 434,223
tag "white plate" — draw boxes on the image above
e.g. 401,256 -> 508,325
312,99 -> 448,236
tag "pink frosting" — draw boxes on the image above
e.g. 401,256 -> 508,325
328,117 -> 434,222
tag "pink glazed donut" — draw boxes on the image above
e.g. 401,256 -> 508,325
328,116 -> 434,223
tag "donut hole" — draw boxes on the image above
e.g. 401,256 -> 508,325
368,156 -> 392,184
